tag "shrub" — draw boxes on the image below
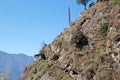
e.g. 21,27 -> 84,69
111,0 -> 118,4
71,29 -> 88,48
52,54 -> 60,61
99,22 -> 109,37
32,68 -> 37,74
54,39 -> 63,48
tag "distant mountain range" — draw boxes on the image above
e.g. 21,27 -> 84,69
0,50 -> 33,80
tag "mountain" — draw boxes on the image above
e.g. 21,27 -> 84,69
20,1 -> 120,80
0,50 -> 33,80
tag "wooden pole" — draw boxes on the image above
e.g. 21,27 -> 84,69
68,6 -> 71,26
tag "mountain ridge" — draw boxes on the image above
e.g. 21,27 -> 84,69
0,50 -> 33,80
20,1 -> 120,80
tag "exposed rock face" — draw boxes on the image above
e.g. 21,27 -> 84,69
20,1 -> 120,80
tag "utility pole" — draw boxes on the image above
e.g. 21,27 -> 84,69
68,6 -> 71,26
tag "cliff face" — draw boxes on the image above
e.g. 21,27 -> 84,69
20,1 -> 120,80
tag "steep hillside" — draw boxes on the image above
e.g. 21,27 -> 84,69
20,1 -> 120,80
0,51 -> 33,80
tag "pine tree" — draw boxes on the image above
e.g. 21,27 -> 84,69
76,0 -> 90,9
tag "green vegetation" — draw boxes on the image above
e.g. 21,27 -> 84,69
31,60 -> 53,75
76,0 -> 90,9
27,60 -> 53,80
0,73 -> 7,80
99,22 -> 109,37
0,71 -> 11,80
54,38 -> 63,48
71,29 -> 88,48
111,0 -> 118,4
27,60 -> 73,80
48,65 -> 73,80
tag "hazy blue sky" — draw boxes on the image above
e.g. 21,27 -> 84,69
0,0 -> 95,56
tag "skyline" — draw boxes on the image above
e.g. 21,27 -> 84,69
0,0 -> 95,56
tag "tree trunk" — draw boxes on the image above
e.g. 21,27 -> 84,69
84,4 -> 87,10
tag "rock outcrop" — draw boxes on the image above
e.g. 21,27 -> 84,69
20,1 -> 120,80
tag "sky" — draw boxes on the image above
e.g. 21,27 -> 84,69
0,0 -> 95,56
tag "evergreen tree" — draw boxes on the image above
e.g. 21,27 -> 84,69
76,0 -> 90,9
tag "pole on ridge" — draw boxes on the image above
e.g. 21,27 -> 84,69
68,6 -> 71,26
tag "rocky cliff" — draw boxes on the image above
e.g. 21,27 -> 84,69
20,1 -> 120,80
